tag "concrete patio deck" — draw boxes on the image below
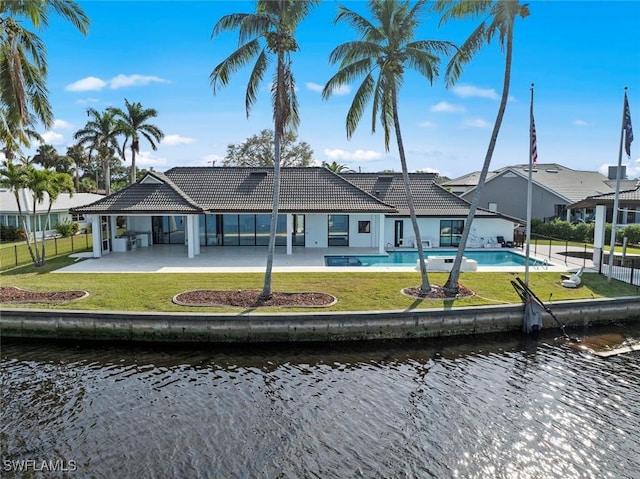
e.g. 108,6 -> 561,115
55,244 -> 587,274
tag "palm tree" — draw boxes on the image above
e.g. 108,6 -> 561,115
433,0 -> 530,296
40,170 -> 74,261
322,161 -> 353,173
32,143 -> 59,169
74,107 -> 121,195
323,0 -> 455,294
111,98 -> 164,184
64,143 -> 90,191
0,107 -> 42,160
0,1 -> 89,137
210,0 -> 318,300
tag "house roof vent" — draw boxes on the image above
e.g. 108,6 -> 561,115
250,170 -> 268,176
545,168 -> 559,173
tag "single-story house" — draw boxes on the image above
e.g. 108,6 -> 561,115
70,167 -> 520,259
444,163 -> 636,223
0,188 -> 103,236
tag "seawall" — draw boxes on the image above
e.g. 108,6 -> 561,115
2,296 -> 639,343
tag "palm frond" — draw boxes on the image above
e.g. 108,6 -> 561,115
334,5 -> 383,42
246,49 -> 269,116
210,38 -> 262,92
444,21 -> 487,87
328,41 -> 382,67
322,58 -> 373,100
405,47 -> 440,84
345,73 -> 375,139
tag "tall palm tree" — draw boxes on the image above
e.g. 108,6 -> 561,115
433,0 -> 530,295
323,0 -> 455,294
32,143 -> 59,169
210,0 -> 318,300
64,143 -> 89,191
74,107 -> 121,195
41,170 -> 74,261
111,98 -> 164,184
0,1 -> 89,137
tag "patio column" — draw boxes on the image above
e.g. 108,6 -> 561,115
110,216 -> 118,244
186,215 -> 195,258
193,215 -> 200,256
286,214 -> 293,255
90,215 -> 102,258
592,204 -> 606,268
378,213 -> 385,253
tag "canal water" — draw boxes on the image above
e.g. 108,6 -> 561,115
1,326 -> 639,479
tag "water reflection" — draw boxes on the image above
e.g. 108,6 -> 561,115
2,327 -> 639,478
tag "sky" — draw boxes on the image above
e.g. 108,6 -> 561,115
18,0 -> 640,180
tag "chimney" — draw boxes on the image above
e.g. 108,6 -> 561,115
608,165 -> 627,180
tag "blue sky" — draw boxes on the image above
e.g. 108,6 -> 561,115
28,0 -> 640,179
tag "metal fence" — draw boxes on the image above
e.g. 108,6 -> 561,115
0,233 -> 92,271
598,254 -> 640,287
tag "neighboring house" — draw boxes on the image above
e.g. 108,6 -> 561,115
0,189 -> 103,236
71,167 -> 519,259
444,163 -> 636,222
569,185 -> 640,225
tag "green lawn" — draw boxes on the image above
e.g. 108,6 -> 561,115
1,255 -> 636,313
0,235 -> 92,271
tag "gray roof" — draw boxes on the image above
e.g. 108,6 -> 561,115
72,167 -> 397,214
1,190 -> 103,214
447,163 -> 635,203
343,172 -> 500,217
570,184 -> 640,208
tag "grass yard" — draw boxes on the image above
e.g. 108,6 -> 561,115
1,255 -> 637,313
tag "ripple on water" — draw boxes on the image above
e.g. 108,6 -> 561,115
1,328 -> 640,479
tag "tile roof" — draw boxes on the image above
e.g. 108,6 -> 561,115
570,184 -> 640,208
164,167 -> 396,213
70,180 -> 203,214
72,167 -> 397,214
343,172 -> 499,217
447,163 -> 636,203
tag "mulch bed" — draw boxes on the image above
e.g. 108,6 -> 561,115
403,284 -> 475,299
0,286 -> 88,303
173,290 -> 337,308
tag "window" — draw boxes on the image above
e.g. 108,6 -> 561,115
71,213 -> 85,222
440,220 -> 464,247
328,215 -> 349,246
358,220 -> 371,234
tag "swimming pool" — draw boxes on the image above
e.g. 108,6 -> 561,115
325,250 -> 548,267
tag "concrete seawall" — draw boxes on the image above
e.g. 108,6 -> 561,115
2,296 -> 640,343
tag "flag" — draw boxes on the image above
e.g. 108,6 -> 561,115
531,114 -> 538,166
624,92 -> 634,157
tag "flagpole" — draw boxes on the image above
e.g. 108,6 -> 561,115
607,87 -> 629,280
525,83 -> 534,286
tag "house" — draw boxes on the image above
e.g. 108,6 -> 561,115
70,167 -> 519,259
0,189 -> 103,236
444,163 -> 636,223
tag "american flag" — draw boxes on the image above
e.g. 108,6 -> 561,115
624,92 -> 634,157
531,114 -> 538,166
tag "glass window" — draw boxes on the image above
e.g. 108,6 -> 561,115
239,214 -> 255,245
358,220 -> 370,233
328,215 -> 349,246
440,220 -> 464,247
223,215 -> 239,245
256,214 -> 271,246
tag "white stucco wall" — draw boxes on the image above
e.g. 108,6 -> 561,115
384,217 -> 516,248
127,216 -> 153,234
349,214 -> 378,248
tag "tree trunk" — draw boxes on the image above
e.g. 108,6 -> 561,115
392,86 -> 430,293
260,53 -> 285,301
104,156 -> 111,195
444,22 -> 514,295
131,142 -> 138,184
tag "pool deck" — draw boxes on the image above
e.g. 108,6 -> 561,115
55,245 -> 587,274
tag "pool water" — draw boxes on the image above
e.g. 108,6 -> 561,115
325,250 -> 548,267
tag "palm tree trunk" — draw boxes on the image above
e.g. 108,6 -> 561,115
131,145 -> 137,184
103,156 -> 111,195
260,53 -> 285,301
392,86 -> 430,293
444,22 -> 514,295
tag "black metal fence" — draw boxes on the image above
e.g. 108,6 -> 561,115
598,253 -> 640,286
0,233 -> 92,271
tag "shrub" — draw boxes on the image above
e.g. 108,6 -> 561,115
0,225 -> 26,242
55,220 -> 80,237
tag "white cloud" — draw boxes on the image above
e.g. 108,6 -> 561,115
53,119 -> 72,129
136,151 -> 168,168
430,101 -> 465,113
40,131 -> 65,145
306,82 -> 350,95
162,134 -> 195,146
452,84 -> 499,100
573,120 -> 589,126
108,74 -> 170,89
65,74 -> 170,92
75,98 -> 100,105
464,118 -> 490,128
324,148 -> 382,162
66,76 -> 107,92
202,154 -> 224,166
418,121 -> 437,128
